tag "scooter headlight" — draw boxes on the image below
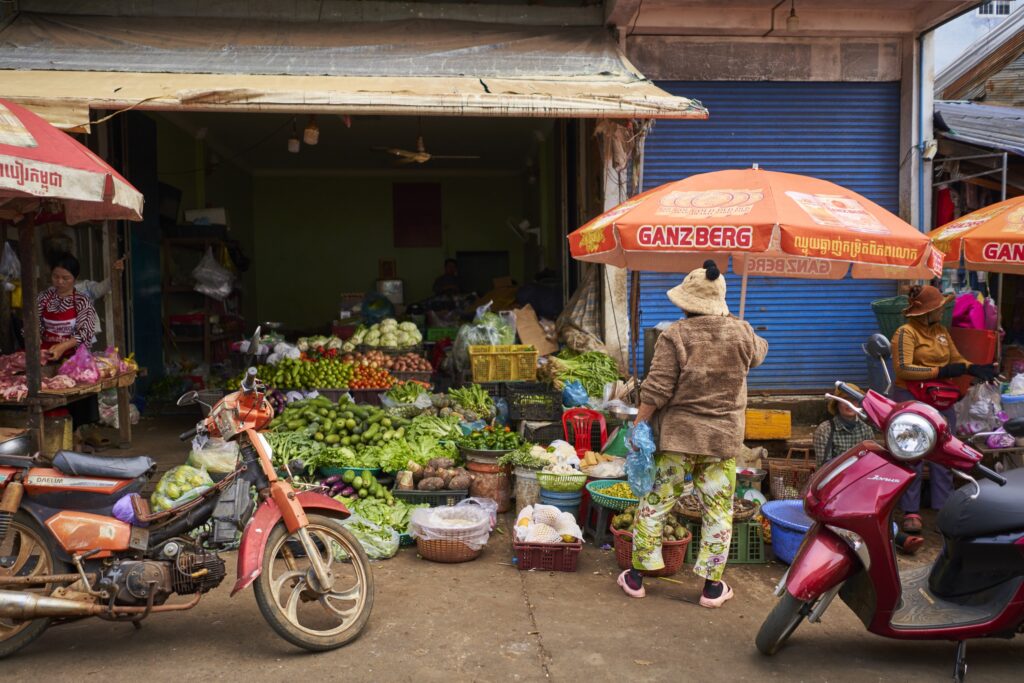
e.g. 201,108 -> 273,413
885,413 -> 935,461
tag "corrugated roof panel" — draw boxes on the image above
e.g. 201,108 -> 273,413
636,81 -> 901,391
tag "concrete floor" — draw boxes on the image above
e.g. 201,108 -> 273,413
4,416 -> 1022,682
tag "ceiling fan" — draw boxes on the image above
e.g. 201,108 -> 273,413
373,132 -> 480,165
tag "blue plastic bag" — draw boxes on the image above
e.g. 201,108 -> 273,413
562,380 -> 589,408
493,397 -> 510,427
625,421 -> 656,499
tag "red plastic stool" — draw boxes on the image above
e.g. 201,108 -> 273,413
562,409 -> 608,528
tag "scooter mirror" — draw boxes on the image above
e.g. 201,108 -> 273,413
1005,417 -> 1024,438
863,333 -> 892,360
177,390 -> 200,407
244,326 -> 263,364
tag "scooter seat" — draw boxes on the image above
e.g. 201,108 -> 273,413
52,451 -> 156,480
938,468 -> 1024,538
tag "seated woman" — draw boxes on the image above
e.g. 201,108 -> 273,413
813,385 -> 922,554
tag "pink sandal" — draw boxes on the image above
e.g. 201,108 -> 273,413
699,581 -> 734,609
617,570 -> 646,599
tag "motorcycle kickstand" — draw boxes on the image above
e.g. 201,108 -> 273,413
953,641 -> 967,683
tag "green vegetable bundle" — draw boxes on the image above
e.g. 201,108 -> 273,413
447,384 -> 494,416
545,350 -> 620,397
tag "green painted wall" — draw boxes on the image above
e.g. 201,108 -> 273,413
252,174 -> 526,331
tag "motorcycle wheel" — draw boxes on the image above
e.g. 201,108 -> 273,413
755,592 -> 811,656
0,512 -> 67,659
253,514 -> 374,651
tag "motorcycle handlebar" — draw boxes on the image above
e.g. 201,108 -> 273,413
972,463 -> 1008,487
241,367 -> 257,393
836,381 -> 865,402
179,427 -> 198,442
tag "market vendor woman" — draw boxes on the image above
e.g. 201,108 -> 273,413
38,253 -> 96,363
618,260 -> 768,608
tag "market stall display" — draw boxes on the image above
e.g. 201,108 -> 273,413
346,318 -> 423,351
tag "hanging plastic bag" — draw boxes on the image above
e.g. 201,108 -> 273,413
150,465 -> 214,513
186,438 -> 240,475
191,246 -> 234,301
625,421 -> 656,499
987,427 -> 1015,450
0,243 -> 19,280
954,382 -> 1002,436
562,380 -> 589,407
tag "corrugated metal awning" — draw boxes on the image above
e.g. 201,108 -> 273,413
0,14 -> 707,129
935,100 -> 1024,157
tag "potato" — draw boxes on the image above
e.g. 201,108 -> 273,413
428,457 -> 455,470
417,477 -> 445,491
447,474 -> 471,490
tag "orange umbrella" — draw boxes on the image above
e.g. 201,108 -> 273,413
928,195 -> 1024,274
569,167 -> 941,316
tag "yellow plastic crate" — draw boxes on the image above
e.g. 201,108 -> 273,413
745,409 -> 792,440
468,345 -> 538,382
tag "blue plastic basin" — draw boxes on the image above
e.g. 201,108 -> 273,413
761,500 -> 813,565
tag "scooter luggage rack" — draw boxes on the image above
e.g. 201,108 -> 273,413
765,448 -> 816,500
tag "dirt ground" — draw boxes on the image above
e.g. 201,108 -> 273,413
4,415 -> 1022,682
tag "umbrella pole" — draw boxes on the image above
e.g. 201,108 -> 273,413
739,255 -> 749,320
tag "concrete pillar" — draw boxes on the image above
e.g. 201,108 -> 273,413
900,32 -> 934,232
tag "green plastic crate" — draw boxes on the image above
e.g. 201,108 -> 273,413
685,520 -> 767,565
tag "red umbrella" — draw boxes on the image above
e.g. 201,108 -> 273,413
0,99 -> 142,223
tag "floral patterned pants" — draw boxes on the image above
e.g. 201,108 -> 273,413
631,452 -> 736,581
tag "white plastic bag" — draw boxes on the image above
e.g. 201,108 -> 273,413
191,247 -> 234,301
0,243 -> 19,280
1010,374 -> 1024,396
408,505 -> 491,550
339,514 -> 399,560
186,438 -> 239,475
955,383 -> 1002,436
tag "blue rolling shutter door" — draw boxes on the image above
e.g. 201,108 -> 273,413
638,81 -> 901,391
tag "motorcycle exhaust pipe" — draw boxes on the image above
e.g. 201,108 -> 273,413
0,589 -> 103,619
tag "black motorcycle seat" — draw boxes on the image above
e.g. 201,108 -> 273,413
52,451 -> 156,480
938,468 -> 1024,538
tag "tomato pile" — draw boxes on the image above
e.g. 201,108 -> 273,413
349,363 -> 396,390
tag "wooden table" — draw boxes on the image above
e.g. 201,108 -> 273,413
0,371 -> 137,452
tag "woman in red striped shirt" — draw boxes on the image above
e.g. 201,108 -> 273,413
38,253 -> 96,364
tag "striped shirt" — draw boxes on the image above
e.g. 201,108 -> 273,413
37,287 -> 97,347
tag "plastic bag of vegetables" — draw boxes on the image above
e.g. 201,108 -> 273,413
339,514 -> 400,560
451,303 -> 517,373
186,438 -> 239,476
150,465 -> 214,513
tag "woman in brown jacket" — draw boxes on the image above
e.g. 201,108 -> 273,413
617,260 -> 768,608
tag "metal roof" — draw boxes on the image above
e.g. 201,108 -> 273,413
935,4 -> 1024,100
934,100 -> 1024,156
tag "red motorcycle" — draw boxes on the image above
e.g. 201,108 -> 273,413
0,331 -> 373,657
755,374 -> 1024,681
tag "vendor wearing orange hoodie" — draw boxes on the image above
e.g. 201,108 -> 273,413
891,285 -> 999,534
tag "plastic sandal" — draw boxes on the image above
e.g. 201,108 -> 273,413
616,570 -> 646,599
898,535 -> 924,555
699,581 -> 734,609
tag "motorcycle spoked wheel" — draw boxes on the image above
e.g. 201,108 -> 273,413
253,514 -> 374,651
0,512 -> 68,658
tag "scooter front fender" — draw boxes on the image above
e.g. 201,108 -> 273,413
786,524 -> 859,602
231,491 -> 350,596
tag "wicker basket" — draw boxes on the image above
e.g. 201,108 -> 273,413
674,495 -> 759,522
611,527 -> 691,577
586,479 -> 638,511
415,538 -> 482,563
536,471 -> 587,493
767,448 -> 817,500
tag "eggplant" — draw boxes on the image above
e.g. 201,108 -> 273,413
322,475 -> 343,486
329,482 -> 347,496
340,485 -> 356,497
